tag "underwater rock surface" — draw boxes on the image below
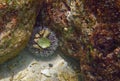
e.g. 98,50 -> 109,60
0,0 -> 119,80
84,0 -> 120,23
81,1 -> 120,81
38,0 -> 120,81
0,0 -> 43,64
81,23 -> 120,81
38,0 -> 96,59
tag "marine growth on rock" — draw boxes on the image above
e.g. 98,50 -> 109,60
84,0 -> 120,23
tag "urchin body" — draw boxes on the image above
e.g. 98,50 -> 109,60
28,26 -> 58,57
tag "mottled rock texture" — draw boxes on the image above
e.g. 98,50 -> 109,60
81,0 -> 120,81
38,0 -> 120,81
38,0 -> 96,59
0,0 -> 43,64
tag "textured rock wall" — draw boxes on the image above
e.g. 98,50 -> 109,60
38,0 -> 120,81
0,0 -> 43,64
37,0 -> 96,59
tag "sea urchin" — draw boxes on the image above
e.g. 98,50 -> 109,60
28,26 -> 58,57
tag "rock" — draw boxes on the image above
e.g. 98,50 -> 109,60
38,0 -> 120,81
83,0 -> 120,23
80,23 -> 120,81
0,0 -> 43,64
37,0 -> 96,59
41,69 -> 51,77
80,0 -> 120,81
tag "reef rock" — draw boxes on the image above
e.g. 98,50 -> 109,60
38,0 -> 96,59
80,0 -> 120,81
38,0 -> 120,81
0,0 -> 43,64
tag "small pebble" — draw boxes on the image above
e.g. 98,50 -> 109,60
49,64 -> 53,67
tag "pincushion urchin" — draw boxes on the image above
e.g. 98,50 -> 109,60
28,26 -> 58,57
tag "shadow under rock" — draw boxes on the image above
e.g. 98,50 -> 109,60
0,48 -> 33,79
